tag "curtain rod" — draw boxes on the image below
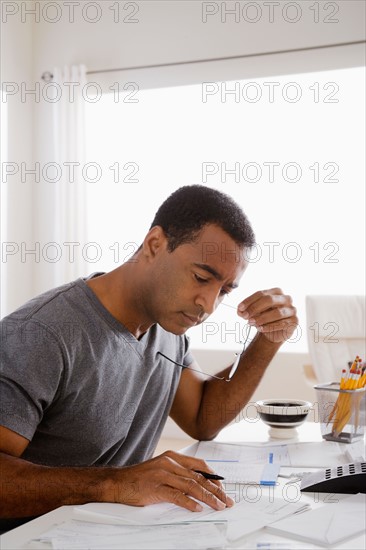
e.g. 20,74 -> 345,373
41,40 -> 365,81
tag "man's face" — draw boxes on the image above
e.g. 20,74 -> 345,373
146,224 -> 248,335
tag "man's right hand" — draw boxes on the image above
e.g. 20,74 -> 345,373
0,426 -> 234,518
102,450 -> 234,512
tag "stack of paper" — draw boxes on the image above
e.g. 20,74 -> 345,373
74,497 -> 309,543
34,519 -> 228,549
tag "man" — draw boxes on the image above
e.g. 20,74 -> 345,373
0,185 -> 297,525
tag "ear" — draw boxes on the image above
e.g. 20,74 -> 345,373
142,226 -> 168,260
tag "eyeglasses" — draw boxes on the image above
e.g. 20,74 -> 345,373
157,323 -> 253,382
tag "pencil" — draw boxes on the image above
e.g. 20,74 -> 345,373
331,355 -> 365,436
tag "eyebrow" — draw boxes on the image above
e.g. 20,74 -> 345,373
193,263 -> 239,289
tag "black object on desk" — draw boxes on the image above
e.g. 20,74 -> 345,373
194,470 -> 225,480
300,461 -> 366,494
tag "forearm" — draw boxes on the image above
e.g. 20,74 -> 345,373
0,452 -> 114,518
0,450 -> 234,518
196,333 -> 281,439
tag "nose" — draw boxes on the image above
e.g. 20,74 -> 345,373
195,288 -> 221,316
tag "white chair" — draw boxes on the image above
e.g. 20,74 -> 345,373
305,295 -> 366,383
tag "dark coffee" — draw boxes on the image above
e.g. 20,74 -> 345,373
268,402 -> 304,407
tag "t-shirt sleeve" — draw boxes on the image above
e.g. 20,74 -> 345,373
0,318 -> 65,440
182,334 -> 194,367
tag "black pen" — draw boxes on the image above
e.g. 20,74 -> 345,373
194,469 -> 225,480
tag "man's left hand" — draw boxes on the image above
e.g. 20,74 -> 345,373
237,288 -> 298,344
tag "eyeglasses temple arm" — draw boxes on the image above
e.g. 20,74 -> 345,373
226,325 -> 253,381
157,351 -> 226,381
227,353 -> 241,381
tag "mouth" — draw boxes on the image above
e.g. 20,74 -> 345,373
181,312 -> 201,326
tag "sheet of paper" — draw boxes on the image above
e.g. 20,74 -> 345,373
345,440 -> 366,462
199,462 -> 266,483
286,441 -> 363,468
195,441 -> 290,465
266,493 -> 366,546
74,501 -> 215,525
218,498 -> 310,541
238,543 -> 317,549
35,519 -> 228,550
196,440 -> 365,468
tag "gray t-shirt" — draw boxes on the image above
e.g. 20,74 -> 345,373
0,275 -> 193,467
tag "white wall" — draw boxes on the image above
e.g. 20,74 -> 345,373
1,4 -> 34,315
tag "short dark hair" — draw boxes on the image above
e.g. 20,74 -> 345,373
150,185 -> 255,252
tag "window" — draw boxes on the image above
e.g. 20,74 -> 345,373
85,66 -> 365,352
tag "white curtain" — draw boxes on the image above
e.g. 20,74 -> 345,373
51,64 -> 88,285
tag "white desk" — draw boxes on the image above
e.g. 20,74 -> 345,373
1,420 -> 365,550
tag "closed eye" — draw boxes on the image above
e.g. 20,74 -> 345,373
220,288 -> 230,296
195,273 -> 231,296
194,273 -> 209,284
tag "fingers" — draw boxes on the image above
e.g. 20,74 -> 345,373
160,451 -> 234,509
237,289 -> 298,343
159,469 -> 230,512
238,288 -> 291,315
161,486 -> 205,512
113,451 -> 235,513
248,306 -> 295,328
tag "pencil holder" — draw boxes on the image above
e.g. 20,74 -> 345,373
314,383 -> 366,443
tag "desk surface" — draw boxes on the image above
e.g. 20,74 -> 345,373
1,420 -> 365,550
